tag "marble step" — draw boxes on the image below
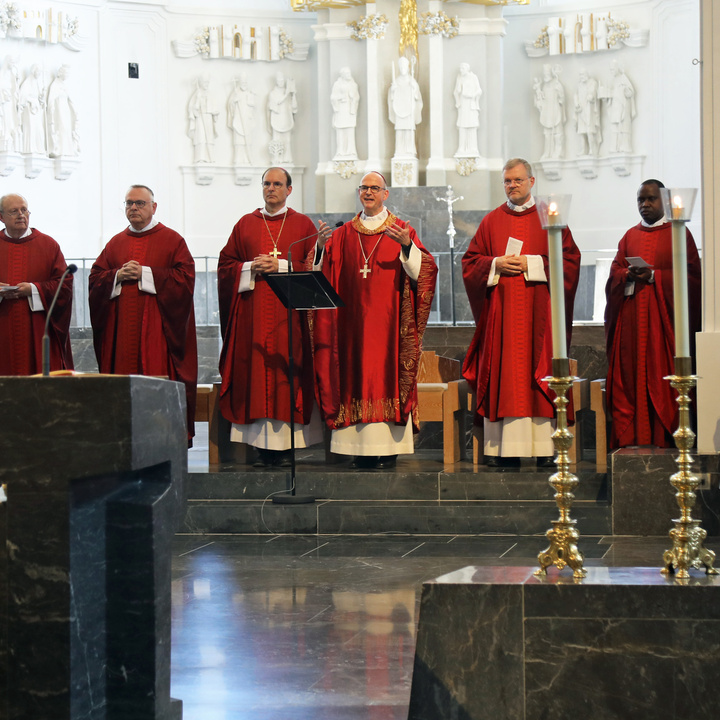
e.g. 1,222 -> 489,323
182,497 -> 611,536
186,466 -> 608,503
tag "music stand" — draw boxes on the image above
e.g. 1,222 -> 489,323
264,270 -> 344,504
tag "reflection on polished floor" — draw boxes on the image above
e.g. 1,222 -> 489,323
170,533 -> 720,720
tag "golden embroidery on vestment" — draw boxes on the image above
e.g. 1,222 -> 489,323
351,211 -> 399,236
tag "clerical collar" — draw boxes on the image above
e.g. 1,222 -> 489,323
641,215 -> 668,228
507,196 -> 536,212
128,217 -> 159,234
262,205 -> 287,217
359,207 -> 388,231
3,227 -> 31,239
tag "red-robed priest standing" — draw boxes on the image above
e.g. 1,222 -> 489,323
217,167 -> 332,468
462,158 -> 580,469
0,193 -> 74,375
89,184 -> 198,441
604,179 -> 701,449
312,171 -> 438,470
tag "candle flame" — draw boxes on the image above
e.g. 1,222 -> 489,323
548,202 -> 559,215
672,195 -> 684,220
673,195 -> 683,210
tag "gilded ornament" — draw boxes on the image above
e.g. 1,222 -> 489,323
419,11 -> 459,39
348,14 -> 389,42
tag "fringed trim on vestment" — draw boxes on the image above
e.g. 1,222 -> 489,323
334,397 -> 401,427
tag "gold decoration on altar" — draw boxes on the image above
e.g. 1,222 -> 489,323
399,0 -> 418,59
419,10 -> 459,38
348,13 -> 388,41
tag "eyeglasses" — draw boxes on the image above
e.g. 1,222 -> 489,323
4,208 -> 30,217
503,178 -> 530,187
124,200 -> 150,209
358,185 -> 386,193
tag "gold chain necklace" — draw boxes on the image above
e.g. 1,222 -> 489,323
357,231 -> 383,279
261,210 -> 287,258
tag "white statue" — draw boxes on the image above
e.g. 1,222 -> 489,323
453,63 -> 482,158
0,57 -> 20,153
227,73 -> 256,165
17,65 -> 46,155
534,63 -> 565,159
46,65 -> 79,157
330,67 -> 359,162
607,61 -> 636,154
574,68 -> 601,157
267,71 -> 297,164
388,56 -> 422,158
187,77 -> 219,163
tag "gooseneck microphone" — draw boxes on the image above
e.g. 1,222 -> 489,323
287,221 -> 343,271
42,263 -> 77,377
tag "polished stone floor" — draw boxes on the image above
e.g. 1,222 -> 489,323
174,426 -> 720,719
171,531 -> 720,720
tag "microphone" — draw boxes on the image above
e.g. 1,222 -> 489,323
42,263 -> 77,377
287,221 -> 343,272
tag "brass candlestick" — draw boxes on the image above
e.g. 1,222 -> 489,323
535,357 -> 587,579
661,356 -> 718,580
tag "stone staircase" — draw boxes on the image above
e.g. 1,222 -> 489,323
182,450 -> 611,536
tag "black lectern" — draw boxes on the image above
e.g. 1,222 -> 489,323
265,270 -> 343,503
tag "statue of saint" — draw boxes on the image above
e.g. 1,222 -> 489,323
574,68 -> 601,157
534,63 -> 565,159
18,64 -> 46,155
607,61 -> 636,154
227,73 -> 256,165
0,57 -> 20,153
187,77 -> 219,163
388,56 -> 422,158
267,72 -> 297,164
331,67 -> 359,161
453,63 -> 482,158
46,65 -> 80,158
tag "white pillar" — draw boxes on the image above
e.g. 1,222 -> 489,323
425,0 -> 446,185
696,0 -> 720,453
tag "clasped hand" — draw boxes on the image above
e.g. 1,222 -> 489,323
117,260 -> 142,282
0,281 -> 32,299
627,265 -> 652,283
251,254 -> 279,274
496,254 -> 528,275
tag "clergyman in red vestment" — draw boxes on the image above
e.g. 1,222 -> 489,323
605,179 -> 701,449
217,167 -> 332,467
0,193 -> 74,375
89,185 -> 197,440
462,158 -> 580,468
312,171 -> 438,470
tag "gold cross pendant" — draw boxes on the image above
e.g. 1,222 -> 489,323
269,247 -> 281,258
359,264 -> 371,278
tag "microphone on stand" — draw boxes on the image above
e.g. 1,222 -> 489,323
42,264 -> 77,377
287,221 -> 343,271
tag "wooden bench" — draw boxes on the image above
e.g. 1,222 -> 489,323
195,383 -> 246,464
417,351 -> 470,464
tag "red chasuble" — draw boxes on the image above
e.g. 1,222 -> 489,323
605,223 -> 700,449
462,204 -> 580,424
313,213 -> 437,430
217,208 -> 318,426
0,229 -> 74,375
88,223 -> 198,437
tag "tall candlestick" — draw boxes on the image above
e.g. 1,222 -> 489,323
547,203 -> 567,358
671,218 -> 690,358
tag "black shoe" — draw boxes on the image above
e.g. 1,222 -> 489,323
253,448 -> 272,468
485,456 -> 501,468
275,450 -> 292,468
536,456 -> 556,469
376,455 -> 397,470
349,456 -> 378,469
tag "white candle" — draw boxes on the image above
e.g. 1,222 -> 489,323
547,203 -> 567,359
671,214 -> 690,358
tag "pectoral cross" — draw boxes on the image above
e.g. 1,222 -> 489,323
359,264 -> 371,278
269,247 -> 281,258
